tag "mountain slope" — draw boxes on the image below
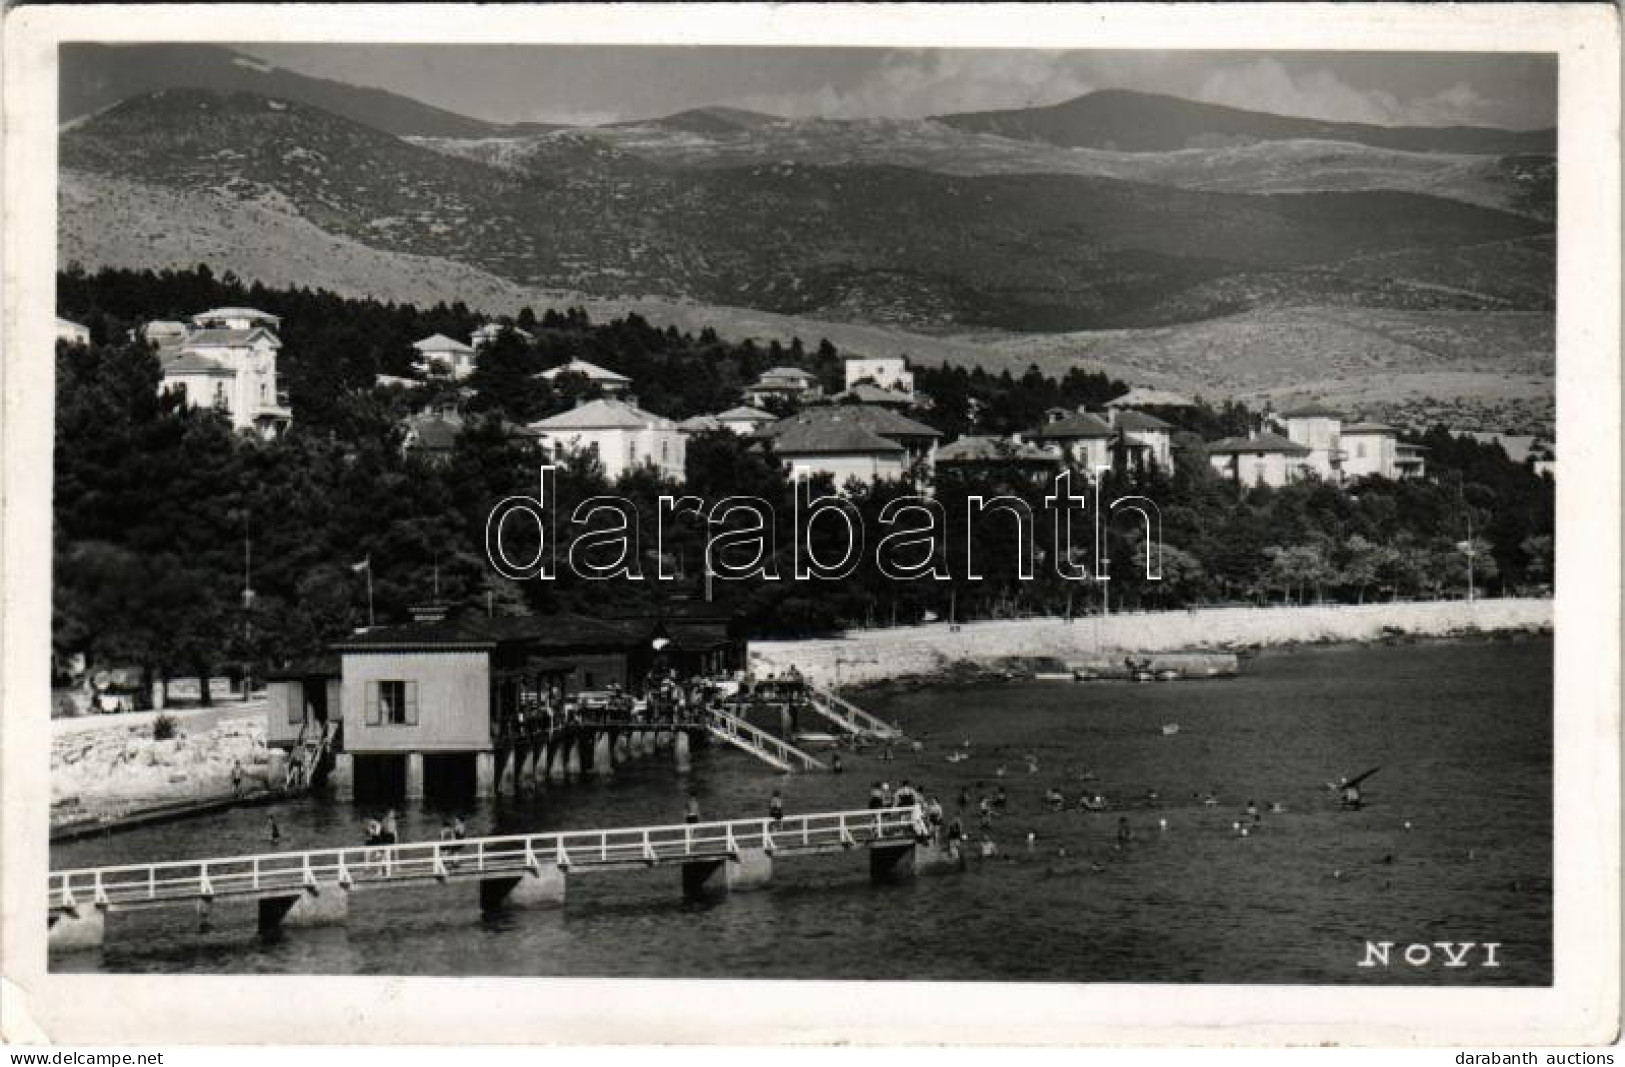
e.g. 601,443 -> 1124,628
59,43 -> 551,137
62,89 -> 1554,335
935,89 -> 1556,155
415,121 -> 1553,220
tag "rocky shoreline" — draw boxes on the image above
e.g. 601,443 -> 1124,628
749,597 -> 1553,689
51,702 -> 278,835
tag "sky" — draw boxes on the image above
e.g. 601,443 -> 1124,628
238,45 -> 1558,130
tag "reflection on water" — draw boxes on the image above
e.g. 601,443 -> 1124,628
53,636 -> 1552,984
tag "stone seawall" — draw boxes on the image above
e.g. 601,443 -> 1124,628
749,598 -> 1553,687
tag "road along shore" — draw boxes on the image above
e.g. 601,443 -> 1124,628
748,597 -> 1552,688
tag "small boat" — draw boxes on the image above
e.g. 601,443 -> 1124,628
793,731 -> 840,747
1132,670 -> 1156,683
1160,723 -> 1180,736
1072,669 -> 1102,682
1034,672 -> 1075,682
1155,669 -> 1182,682
1079,796 -> 1110,812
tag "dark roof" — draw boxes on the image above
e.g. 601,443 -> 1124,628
937,435 -> 1054,464
759,366 -> 818,380
185,327 -> 280,348
1112,410 -> 1173,431
1205,432 -> 1312,456
160,352 -> 234,376
1341,421 -> 1397,434
1034,412 -> 1114,439
332,612 -> 651,653
1278,402 -> 1344,419
839,384 -> 915,405
404,415 -> 462,451
265,656 -> 340,681
760,403 -> 941,443
771,420 -> 905,456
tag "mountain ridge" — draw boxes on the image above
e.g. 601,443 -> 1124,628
935,88 -> 1555,155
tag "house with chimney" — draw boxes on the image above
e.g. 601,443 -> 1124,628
1205,431 -> 1312,488
529,397 -> 686,481
1029,409 -> 1116,474
756,403 -> 941,485
155,307 -> 292,437
1275,402 -> 1345,480
742,366 -> 822,407
413,333 -> 479,380
537,358 -> 632,396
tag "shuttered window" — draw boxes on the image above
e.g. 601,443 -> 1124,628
288,682 -> 304,724
366,680 -> 419,726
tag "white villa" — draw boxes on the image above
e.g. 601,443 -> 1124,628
413,334 -> 478,380
742,366 -> 821,406
538,358 -> 632,395
844,353 -> 913,393
156,307 -> 291,437
1030,409 -> 1115,473
471,323 -> 534,349
529,398 -> 686,482
713,405 -> 777,435
1206,431 -> 1313,488
1109,409 -> 1175,469
1275,403 -> 1345,480
55,318 -> 90,345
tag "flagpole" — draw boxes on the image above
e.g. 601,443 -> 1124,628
366,557 -> 375,629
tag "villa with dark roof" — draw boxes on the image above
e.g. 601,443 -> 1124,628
529,397 -> 685,481
154,307 -> 292,437
1206,431 -> 1313,487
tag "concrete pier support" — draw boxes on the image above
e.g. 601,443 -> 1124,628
495,749 -> 516,795
564,739 -> 583,779
674,730 -> 692,773
267,748 -> 288,788
405,752 -> 425,800
475,751 -> 496,796
330,752 -> 354,801
614,732 -> 631,761
593,731 -> 615,778
779,705 -> 793,740
47,904 -> 106,952
548,741 -> 568,783
258,883 -> 349,932
681,847 -> 773,899
519,746 -> 540,791
479,863 -> 567,911
869,842 -> 919,883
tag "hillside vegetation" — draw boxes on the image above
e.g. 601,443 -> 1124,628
63,90 -> 1553,336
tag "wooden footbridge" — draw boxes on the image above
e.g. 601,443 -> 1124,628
48,806 -> 955,951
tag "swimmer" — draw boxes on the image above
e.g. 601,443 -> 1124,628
979,836 -> 998,858
1145,789 -> 1159,801
1245,799 -> 1260,821
1403,820 -> 1413,831
1116,816 -> 1133,846
1239,827 -> 1250,838
1158,817 -> 1169,832
995,766 -> 1007,779
1026,831 -> 1037,852
1203,793 -> 1219,807
1269,801 -> 1287,814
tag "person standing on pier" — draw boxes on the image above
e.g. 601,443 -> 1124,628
768,789 -> 785,827
231,759 -> 244,798
685,792 -> 701,824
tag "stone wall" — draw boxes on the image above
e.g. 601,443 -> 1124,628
749,598 -> 1553,687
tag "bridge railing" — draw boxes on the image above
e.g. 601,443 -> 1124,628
48,806 -> 928,911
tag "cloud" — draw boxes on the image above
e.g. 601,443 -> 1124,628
1193,59 -> 1505,128
729,50 -> 1100,119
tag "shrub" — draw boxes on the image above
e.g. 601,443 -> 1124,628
152,713 -> 179,741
